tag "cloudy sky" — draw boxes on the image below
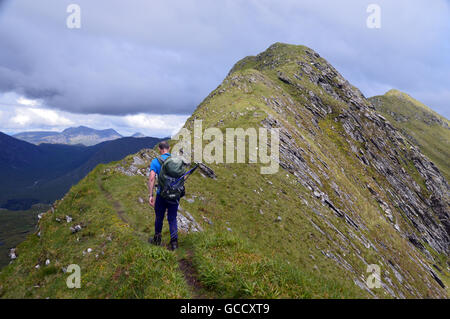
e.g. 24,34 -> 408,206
0,0 -> 449,137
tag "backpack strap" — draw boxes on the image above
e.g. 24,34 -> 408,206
157,154 -> 171,164
156,154 -> 172,171
156,156 -> 165,166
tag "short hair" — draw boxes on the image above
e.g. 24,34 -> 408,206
158,141 -> 170,150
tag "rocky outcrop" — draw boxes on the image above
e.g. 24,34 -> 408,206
177,205 -> 203,233
195,42 -> 449,297
255,45 -> 449,257
8,248 -> 17,261
114,149 -> 158,177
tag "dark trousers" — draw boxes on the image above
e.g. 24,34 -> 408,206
154,194 -> 179,240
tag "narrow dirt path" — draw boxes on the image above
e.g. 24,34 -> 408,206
98,178 -> 128,224
97,177 -> 149,244
98,177 -> 207,298
177,249 -> 208,299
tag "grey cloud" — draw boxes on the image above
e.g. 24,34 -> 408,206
0,0 -> 449,118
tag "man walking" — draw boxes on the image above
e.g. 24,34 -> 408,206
148,141 -> 179,250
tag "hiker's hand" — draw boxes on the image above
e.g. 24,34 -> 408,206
149,195 -> 155,207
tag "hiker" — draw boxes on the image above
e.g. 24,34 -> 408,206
147,141 -> 183,250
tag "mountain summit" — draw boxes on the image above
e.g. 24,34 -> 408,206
62,126 -> 120,137
1,43 -> 448,298
131,132 -> 146,138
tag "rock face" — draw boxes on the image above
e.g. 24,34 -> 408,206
177,206 -> 203,233
227,43 -> 449,255
369,89 -> 450,183
114,149 -> 159,177
181,43 -> 449,297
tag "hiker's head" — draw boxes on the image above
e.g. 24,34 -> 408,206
158,141 -> 170,154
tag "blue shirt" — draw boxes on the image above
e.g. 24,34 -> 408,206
150,153 -> 171,194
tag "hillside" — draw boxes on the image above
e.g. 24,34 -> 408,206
0,134 -> 164,209
35,137 -> 166,202
0,131 -> 44,167
0,43 -> 448,298
13,126 -> 123,146
369,90 -> 450,182
0,204 -> 50,269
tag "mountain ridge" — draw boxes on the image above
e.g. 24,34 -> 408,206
13,126 -> 123,146
369,90 -> 450,182
383,89 -> 449,126
0,133 -> 164,210
1,43 -> 448,298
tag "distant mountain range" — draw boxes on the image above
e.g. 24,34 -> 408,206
0,132 -> 163,210
13,126 -> 148,146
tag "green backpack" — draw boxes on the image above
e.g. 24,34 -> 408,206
157,155 -> 186,203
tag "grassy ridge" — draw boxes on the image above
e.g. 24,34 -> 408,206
1,43 -> 447,299
0,161 -> 367,298
370,90 -> 450,181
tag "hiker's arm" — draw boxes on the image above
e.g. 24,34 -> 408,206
148,170 -> 156,207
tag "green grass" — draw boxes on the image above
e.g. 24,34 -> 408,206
0,166 -> 190,298
99,159 -> 369,298
0,161 -> 368,298
181,231 -> 364,298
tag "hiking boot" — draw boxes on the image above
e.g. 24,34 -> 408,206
169,238 -> 178,250
149,233 -> 161,246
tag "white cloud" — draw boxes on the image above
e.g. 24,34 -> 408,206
17,96 -> 41,107
11,113 -> 31,126
28,108 -> 73,126
8,107 -> 74,128
124,114 -> 187,136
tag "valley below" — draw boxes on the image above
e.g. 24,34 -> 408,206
0,204 -> 49,269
